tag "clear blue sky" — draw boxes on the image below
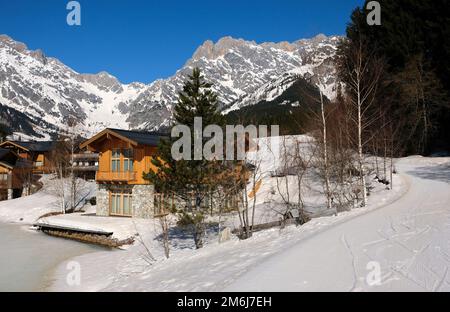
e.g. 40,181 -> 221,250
0,0 -> 363,84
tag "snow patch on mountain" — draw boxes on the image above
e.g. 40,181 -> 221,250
0,34 -> 342,138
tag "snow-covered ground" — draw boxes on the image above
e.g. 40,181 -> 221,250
0,175 -> 96,224
36,212 -> 151,241
48,158 -> 414,292
225,156 -> 450,292
47,156 -> 450,292
2,140 -> 449,292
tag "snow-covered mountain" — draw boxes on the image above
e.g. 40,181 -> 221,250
0,34 -> 341,138
0,34 -> 145,138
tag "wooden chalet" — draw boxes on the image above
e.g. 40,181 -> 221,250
0,140 -> 57,174
80,128 -> 167,218
0,148 -> 32,201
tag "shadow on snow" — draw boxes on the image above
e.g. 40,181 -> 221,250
407,161 -> 450,184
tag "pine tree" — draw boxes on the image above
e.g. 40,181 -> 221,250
145,68 -> 227,249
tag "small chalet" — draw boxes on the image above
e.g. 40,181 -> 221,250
0,140 -> 57,174
0,148 -> 32,201
80,128 -> 167,218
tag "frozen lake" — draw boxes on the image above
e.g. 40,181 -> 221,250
0,222 -> 100,291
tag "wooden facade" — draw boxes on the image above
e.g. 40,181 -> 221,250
0,141 -> 56,174
81,131 -> 160,185
0,164 -> 30,190
0,148 -> 32,200
0,163 -> 13,190
33,153 -> 51,174
81,129 -> 167,218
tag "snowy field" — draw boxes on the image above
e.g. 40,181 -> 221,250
226,156 -> 450,292
1,139 -> 449,292
48,159 -> 414,292
47,156 -> 450,292
0,175 -> 96,224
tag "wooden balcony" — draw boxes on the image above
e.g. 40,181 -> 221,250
73,153 -> 99,161
33,166 -> 47,174
96,171 -> 137,183
72,165 -> 99,172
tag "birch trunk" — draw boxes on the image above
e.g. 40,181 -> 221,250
357,78 -> 367,207
320,91 -> 333,211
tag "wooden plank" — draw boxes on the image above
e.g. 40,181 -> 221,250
34,223 -> 114,236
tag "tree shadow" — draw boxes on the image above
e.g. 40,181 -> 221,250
154,222 -> 220,250
407,162 -> 450,184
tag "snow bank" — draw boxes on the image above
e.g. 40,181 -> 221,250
0,175 -> 96,224
36,214 -> 153,241
0,190 -> 59,224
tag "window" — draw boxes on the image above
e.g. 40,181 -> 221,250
123,149 -> 134,172
111,149 -> 121,172
110,189 -> 132,217
111,149 -> 133,172
34,161 -> 44,167
123,194 -> 132,215
0,174 -> 8,182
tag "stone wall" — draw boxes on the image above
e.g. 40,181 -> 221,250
132,184 -> 155,219
95,183 -> 155,219
96,184 -> 110,217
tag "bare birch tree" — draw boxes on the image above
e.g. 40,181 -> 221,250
337,38 -> 384,207
319,90 -> 333,211
291,136 -> 315,223
237,153 -> 262,239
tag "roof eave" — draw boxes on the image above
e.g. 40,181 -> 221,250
0,161 -> 14,170
80,129 -> 139,149
0,141 -> 30,152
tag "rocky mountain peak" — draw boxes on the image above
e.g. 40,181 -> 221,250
79,71 -> 124,93
311,33 -> 328,43
0,33 -> 342,139
192,36 -> 254,60
0,34 -> 26,51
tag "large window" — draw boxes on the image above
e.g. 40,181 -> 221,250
111,149 -> 121,172
123,149 -> 134,172
111,149 -> 134,172
110,189 -> 132,216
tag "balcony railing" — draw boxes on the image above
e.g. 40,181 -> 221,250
73,153 -> 99,161
72,165 -> 99,172
96,171 -> 137,182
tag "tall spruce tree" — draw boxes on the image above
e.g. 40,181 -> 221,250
145,68 -> 227,249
